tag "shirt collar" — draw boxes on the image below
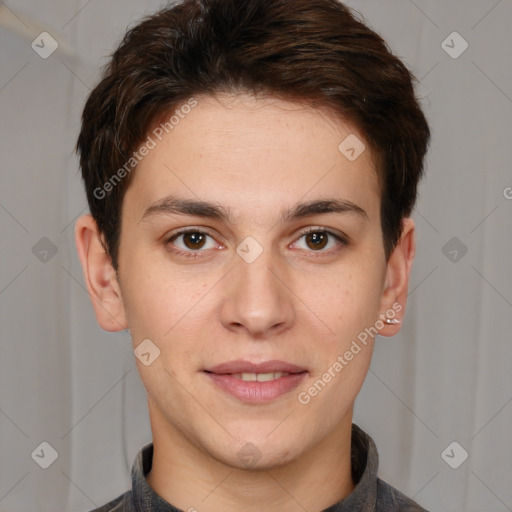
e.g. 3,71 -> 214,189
131,423 -> 378,511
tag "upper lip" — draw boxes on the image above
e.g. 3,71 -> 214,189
205,359 -> 307,374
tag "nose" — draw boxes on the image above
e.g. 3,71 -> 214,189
220,248 -> 295,338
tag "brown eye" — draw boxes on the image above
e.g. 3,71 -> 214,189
293,229 -> 346,254
168,230 -> 218,254
182,232 -> 207,250
305,232 -> 329,250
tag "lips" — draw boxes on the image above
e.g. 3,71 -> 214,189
204,359 -> 307,375
203,359 -> 308,404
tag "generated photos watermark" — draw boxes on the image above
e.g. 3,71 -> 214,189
93,97 -> 198,200
297,302 -> 402,405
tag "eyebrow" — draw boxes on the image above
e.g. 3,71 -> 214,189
140,195 -> 368,224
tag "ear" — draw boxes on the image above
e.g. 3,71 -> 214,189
378,217 -> 415,336
74,214 -> 127,332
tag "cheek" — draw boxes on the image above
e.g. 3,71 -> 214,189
298,263 -> 384,342
119,260 -> 178,343
121,259 -> 217,356
122,275 -> 167,336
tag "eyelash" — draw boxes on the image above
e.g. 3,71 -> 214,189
165,227 -> 348,259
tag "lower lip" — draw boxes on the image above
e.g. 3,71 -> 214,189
204,372 -> 307,404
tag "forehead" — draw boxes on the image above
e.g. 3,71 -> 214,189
123,93 -> 380,224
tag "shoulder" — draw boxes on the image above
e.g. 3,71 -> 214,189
88,490 -> 133,512
376,477 -> 430,511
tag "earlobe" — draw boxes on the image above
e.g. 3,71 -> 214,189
378,217 -> 416,336
74,214 -> 127,332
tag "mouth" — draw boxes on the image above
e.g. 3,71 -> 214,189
228,371 -> 292,381
204,359 -> 307,375
203,360 -> 308,404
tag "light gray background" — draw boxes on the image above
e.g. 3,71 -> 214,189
1,1 -> 511,511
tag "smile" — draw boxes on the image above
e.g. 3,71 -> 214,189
230,371 -> 290,381
204,370 -> 307,404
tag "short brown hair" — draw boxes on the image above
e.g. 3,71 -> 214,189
77,0 -> 430,270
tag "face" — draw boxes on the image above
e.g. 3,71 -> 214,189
77,92 -> 413,471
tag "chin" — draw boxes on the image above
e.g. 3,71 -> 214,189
227,435 -> 299,471
230,450 -> 298,472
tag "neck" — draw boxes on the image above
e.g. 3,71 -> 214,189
146,408 -> 355,512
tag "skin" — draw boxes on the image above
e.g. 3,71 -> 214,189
75,93 -> 415,512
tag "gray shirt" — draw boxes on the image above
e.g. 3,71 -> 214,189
89,424 -> 428,512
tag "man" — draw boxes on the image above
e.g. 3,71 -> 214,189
75,0 -> 430,510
